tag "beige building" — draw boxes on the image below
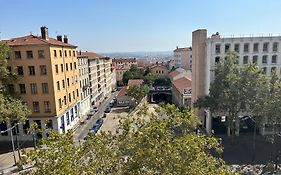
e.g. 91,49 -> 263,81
149,64 -> 169,78
173,47 -> 192,70
168,67 -> 192,81
112,58 -> 137,85
171,77 -> 192,109
78,52 -> 114,106
0,27 -> 80,140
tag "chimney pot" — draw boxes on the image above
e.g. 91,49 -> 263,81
63,35 -> 68,43
40,26 -> 49,40
57,35 -> 62,42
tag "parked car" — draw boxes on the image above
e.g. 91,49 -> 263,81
109,100 -> 116,107
89,118 -> 103,133
104,106 -> 111,113
86,110 -> 95,119
93,106 -> 98,112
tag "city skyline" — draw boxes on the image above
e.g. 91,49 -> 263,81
1,0 -> 281,52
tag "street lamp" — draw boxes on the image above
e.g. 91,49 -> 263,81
0,122 -> 20,165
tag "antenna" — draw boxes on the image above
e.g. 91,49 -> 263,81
30,31 -> 33,35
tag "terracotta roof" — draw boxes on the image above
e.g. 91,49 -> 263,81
173,47 -> 192,52
150,64 -> 168,70
172,77 -> 192,94
128,79 -> 144,87
2,35 -> 76,47
117,87 -> 127,97
169,69 -> 180,78
113,58 -> 136,63
77,51 -> 104,60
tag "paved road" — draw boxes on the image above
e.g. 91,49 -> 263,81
73,91 -> 118,142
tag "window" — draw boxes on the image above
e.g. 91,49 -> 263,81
17,66 -> 24,75
234,44 -> 240,53
253,55 -> 258,64
74,62 -> 77,69
253,43 -> 259,52
76,89 -> 79,97
40,65 -> 47,75
23,120 -> 30,134
273,42 -> 278,52
28,66 -> 35,75
0,121 -> 8,136
64,96 -> 67,105
38,50 -> 45,58
243,43 -> 249,53
57,81 -> 60,90
64,50 -> 67,57
62,80 -> 65,89
73,91 -> 75,100
215,44 -> 221,54
67,78 -> 70,86
15,51 -> 21,59
59,50 -> 62,57
7,84 -> 15,93
243,56 -> 249,64
215,56 -> 220,64
66,112 -> 70,125
19,84 -> 26,94
42,83 -> 49,94
69,50 -> 71,57
263,43 -> 269,52
73,50 -> 76,57
66,63 -> 68,71
44,101 -> 51,113
69,93 -> 71,102
45,119 -> 53,129
30,83 -> 37,94
61,64 -> 64,72
225,44 -> 230,53
26,51 -> 33,59
54,50 -> 57,57
262,55 -> 268,64
33,101 -> 40,112
59,98 -> 62,108
70,63 -> 72,70
55,65 -> 59,73
272,55 -> 277,64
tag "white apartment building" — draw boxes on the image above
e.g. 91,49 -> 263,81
173,47 -> 192,71
192,29 -> 281,135
77,53 -> 91,116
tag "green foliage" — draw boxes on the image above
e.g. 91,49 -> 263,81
0,42 -> 30,122
127,85 -> 149,103
153,77 -> 171,86
143,72 -> 158,86
122,65 -> 144,85
26,104 -> 234,175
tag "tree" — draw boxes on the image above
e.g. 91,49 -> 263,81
25,104 -> 234,175
122,65 -> 144,85
127,85 -> 149,103
0,42 -> 30,122
143,72 -> 158,87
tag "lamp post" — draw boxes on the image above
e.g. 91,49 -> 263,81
0,123 -> 20,165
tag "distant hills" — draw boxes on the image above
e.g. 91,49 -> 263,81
100,51 -> 173,62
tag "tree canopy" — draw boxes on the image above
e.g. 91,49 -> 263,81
24,104 -> 234,175
122,65 -> 144,85
0,42 -> 30,122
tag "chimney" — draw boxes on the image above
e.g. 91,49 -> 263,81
40,26 -> 49,40
79,50 -> 81,55
57,35 -> 62,42
63,35 -> 68,43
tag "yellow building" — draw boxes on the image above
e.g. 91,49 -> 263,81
0,27 -> 80,140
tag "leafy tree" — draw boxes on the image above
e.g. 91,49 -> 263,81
122,65 -> 144,85
143,72 -> 158,86
127,85 -> 149,103
25,104 -> 234,175
0,42 -> 30,122
153,77 -> 171,86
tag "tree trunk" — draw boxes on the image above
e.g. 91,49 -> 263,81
252,121 -> 257,163
227,125 -> 231,136
235,118 -> 240,136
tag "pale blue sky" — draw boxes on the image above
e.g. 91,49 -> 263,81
0,0 -> 281,52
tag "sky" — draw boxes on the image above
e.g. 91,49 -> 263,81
1,0 -> 281,53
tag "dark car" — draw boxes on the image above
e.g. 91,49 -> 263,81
89,118 -> 103,133
104,106 -> 111,113
93,106 -> 98,112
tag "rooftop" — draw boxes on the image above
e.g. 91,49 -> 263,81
77,51 -> 104,60
128,79 -> 144,87
117,87 -> 127,97
172,77 -> 192,94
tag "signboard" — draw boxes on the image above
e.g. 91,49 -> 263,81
183,87 -> 191,95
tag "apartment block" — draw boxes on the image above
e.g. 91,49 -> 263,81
0,27 -> 80,140
192,29 -> 281,135
173,46 -> 192,71
112,58 -> 137,85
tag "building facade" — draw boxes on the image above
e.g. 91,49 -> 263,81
192,29 -> 281,135
149,64 -> 169,78
77,53 -> 91,116
0,27 -> 80,140
78,52 -> 114,106
112,58 -> 137,85
173,47 -> 192,71
171,77 -> 192,109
